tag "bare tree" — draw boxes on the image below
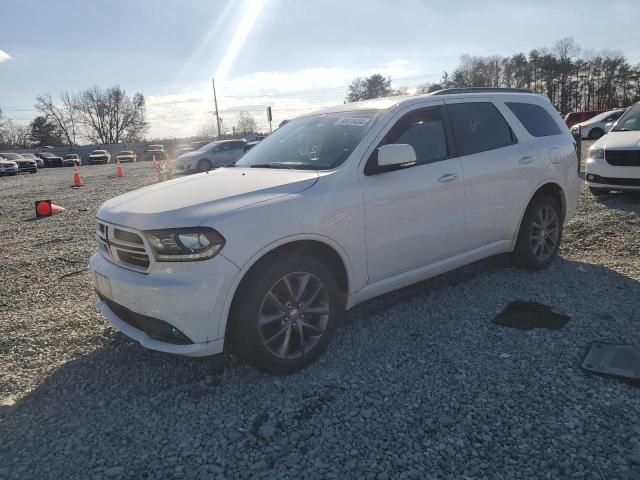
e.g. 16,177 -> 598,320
236,112 -> 257,135
34,92 -> 78,145
0,121 -> 31,148
75,86 -> 148,144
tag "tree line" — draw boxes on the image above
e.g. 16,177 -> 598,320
0,85 -> 148,149
346,38 -> 640,114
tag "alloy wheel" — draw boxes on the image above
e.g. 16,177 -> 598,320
530,205 -> 559,261
258,272 -> 330,360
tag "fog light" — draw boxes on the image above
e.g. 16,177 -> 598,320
587,174 -> 595,181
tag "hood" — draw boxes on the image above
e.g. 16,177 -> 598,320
592,130 -> 640,150
89,153 -> 108,157
97,167 -> 319,230
0,159 -> 17,165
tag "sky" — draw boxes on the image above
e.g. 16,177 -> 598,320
1,0 -> 640,139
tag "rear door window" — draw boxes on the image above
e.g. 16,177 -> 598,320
447,102 -> 516,156
506,102 -> 562,137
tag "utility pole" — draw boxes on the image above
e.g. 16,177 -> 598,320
211,78 -> 221,138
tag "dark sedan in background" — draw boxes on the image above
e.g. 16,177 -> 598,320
37,152 -> 64,167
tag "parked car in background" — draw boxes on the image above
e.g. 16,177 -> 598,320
37,152 -> 64,167
586,101 -> 640,195
91,89 -> 580,374
175,139 -> 246,172
88,150 -> 111,165
174,144 -> 194,158
63,153 -> 81,167
21,153 -> 44,168
564,109 -> 608,128
244,140 -> 260,152
0,157 -> 19,176
115,150 -> 137,163
570,108 -> 626,139
145,144 -> 166,161
0,153 -> 38,173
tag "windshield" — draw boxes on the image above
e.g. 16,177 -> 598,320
93,150 -> 106,154
119,151 -> 132,155
65,154 -> 77,158
235,110 -> 380,170
612,103 -> 640,131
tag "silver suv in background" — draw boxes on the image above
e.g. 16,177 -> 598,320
175,139 -> 247,172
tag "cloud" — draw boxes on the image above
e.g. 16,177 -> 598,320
144,60 -> 424,138
0,49 -> 12,62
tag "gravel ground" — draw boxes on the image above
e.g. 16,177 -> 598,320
1,159 -> 639,480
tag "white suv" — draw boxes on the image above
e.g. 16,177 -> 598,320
585,101 -> 640,195
90,88 -> 580,374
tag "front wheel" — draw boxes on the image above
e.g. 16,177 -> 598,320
198,158 -> 213,172
229,254 -> 340,375
514,196 -> 563,270
589,128 -> 604,140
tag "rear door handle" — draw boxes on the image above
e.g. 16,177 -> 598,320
438,173 -> 459,183
519,156 -> 535,165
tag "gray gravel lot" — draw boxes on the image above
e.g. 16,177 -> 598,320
1,159 -> 639,480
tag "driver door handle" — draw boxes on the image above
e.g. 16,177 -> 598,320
438,173 -> 459,183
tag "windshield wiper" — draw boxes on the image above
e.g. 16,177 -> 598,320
612,127 -> 635,132
249,162 -> 296,169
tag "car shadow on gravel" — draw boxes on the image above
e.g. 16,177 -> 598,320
593,191 -> 640,212
2,256 -> 639,478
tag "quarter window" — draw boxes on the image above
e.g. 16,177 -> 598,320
506,102 -> 562,137
448,102 -> 516,156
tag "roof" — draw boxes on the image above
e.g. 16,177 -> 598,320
309,89 -> 548,117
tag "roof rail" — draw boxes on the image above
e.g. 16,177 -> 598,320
431,87 -> 533,95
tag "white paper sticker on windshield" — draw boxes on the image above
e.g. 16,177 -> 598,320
335,117 -> 371,127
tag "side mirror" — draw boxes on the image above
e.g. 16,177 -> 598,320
605,121 -> 615,133
377,144 -> 417,168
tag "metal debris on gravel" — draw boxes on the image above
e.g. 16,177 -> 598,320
1,161 -> 639,479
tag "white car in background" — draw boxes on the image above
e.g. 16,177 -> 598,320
88,149 -> 111,165
585,101 -> 640,195
175,140 -> 246,172
90,89 -> 580,374
571,108 -> 626,139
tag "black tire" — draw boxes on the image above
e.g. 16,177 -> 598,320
198,158 -> 213,172
229,253 -> 340,375
589,128 -> 604,140
514,196 -> 563,271
589,187 -> 609,196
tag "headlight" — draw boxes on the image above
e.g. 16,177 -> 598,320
145,227 -> 225,262
588,148 -> 604,160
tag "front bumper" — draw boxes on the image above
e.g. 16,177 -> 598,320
89,250 -> 240,356
0,167 -> 18,175
586,156 -> 640,191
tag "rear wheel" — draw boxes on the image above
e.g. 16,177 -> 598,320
198,158 -> 213,172
514,196 -> 563,270
229,254 -> 340,375
589,128 -> 604,140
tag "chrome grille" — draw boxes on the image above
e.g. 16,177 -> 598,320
605,149 -> 640,167
97,221 -> 151,272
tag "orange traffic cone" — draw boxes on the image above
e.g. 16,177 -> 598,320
72,165 -> 83,187
35,200 -> 65,217
151,154 -> 158,169
116,159 -> 124,177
